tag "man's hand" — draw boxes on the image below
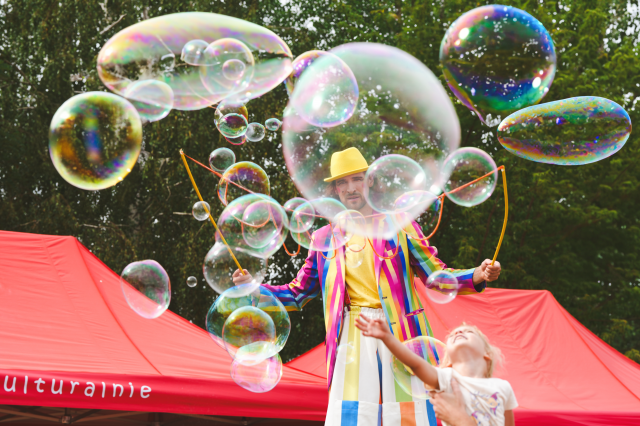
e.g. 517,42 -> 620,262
430,378 -> 475,426
232,269 -> 254,285
473,259 -> 501,284
355,314 -> 391,341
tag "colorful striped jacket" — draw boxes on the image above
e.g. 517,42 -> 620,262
263,217 -> 484,389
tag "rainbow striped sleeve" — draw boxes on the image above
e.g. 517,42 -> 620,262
262,247 -> 321,311
406,221 -> 485,295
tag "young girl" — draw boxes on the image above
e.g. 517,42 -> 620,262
355,316 -> 517,426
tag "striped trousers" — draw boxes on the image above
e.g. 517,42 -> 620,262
325,307 -> 437,426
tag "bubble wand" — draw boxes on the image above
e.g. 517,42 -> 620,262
179,149 -> 245,275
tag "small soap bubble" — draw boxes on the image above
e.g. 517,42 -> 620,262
265,118 -> 282,131
337,342 -> 356,365
209,147 -> 236,173
391,336 -> 446,399
286,198 -> 315,233
245,122 -> 266,142
242,198 -> 288,249
218,113 -> 248,138
186,276 -> 198,287
223,306 -> 276,363
440,5 -> 556,125
365,155 -> 431,214
425,270 -> 459,304
345,244 -> 365,269
49,92 -> 142,190
120,260 -> 170,319
192,201 -> 211,221
217,161 -> 270,206
442,147 -> 497,207
123,80 -> 174,123
180,39 -> 210,66
497,96 -> 632,165
222,59 -> 247,80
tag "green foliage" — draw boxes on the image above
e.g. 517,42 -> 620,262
1,0 -> 639,363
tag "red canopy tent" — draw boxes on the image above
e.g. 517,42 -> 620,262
287,279 -> 640,425
0,231 -> 326,425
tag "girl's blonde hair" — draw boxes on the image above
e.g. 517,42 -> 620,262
439,323 -> 504,378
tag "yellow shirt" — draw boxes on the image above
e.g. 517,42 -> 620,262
344,234 -> 383,308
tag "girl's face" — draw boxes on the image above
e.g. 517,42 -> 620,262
446,326 -> 487,360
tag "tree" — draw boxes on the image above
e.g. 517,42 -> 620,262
1,0 -> 639,363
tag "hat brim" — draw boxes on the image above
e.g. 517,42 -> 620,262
323,166 -> 370,182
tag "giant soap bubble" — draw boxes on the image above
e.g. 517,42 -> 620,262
283,43 -> 459,240
49,92 -> 142,190
97,12 -> 293,110
497,97 -> 632,165
120,260 -> 170,319
285,50 -> 330,96
391,336 -> 446,399
440,5 -> 556,125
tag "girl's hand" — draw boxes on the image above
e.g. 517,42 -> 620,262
232,269 -> 253,285
355,314 -> 391,340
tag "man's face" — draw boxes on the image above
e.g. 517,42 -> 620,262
334,172 -> 372,211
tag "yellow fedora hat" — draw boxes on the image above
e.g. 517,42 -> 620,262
324,147 -> 369,182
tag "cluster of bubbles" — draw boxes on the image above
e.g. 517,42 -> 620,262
206,284 -> 290,392
49,12 -> 291,190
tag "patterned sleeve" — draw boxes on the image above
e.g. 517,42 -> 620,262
405,221 -> 485,294
261,246 -> 321,311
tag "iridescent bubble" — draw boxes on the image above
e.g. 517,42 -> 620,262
282,43 -> 460,241
365,155 -> 431,214
186,276 -> 198,287
217,194 -> 285,258
497,96 -> 632,165
425,270 -> 459,304
217,161 -> 270,206
333,209 -> 365,247
192,201 -> 211,221
206,283 -> 260,349
392,191 -> 440,232
440,5 -> 556,125
215,100 -> 249,126
289,52 -> 358,127
391,336 -> 446,399
265,118 -> 282,131
286,198 -> 315,233
120,260 -> 170,319
285,50 -> 330,96
442,147 -> 497,207
49,92 -> 142,191
218,113 -> 248,138
206,285 -> 290,359
203,243 -> 267,295
223,306 -> 276,364
290,228 -> 312,251
307,198 -> 348,252
242,198 -> 289,249
230,353 -> 282,393
97,13 -> 293,110
180,39 -> 209,65
208,147 -> 236,173
222,59 -> 247,80
246,122 -> 266,142
123,80 -> 174,123
200,38 -> 255,100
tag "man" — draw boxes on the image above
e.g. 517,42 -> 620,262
234,147 -> 501,426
